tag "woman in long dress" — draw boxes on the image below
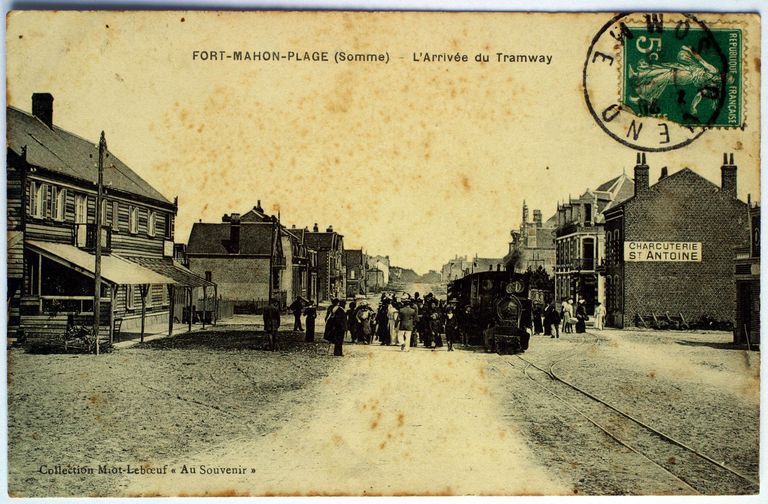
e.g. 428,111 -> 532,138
387,300 -> 400,346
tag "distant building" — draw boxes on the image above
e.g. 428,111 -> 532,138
305,224 -> 345,302
554,166 -> 635,315
440,255 -> 471,282
240,202 -> 316,304
504,201 -> 557,273
472,256 -> 505,273
367,255 -> 390,287
603,153 -> 751,328
734,202 -> 760,346
187,213 -> 287,309
343,249 -> 367,297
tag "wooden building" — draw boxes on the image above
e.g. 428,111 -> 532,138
6,93 -> 214,346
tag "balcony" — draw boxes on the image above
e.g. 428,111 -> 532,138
73,224 -> 112,253
555,258 -> 597,272
555,223 -> 602,238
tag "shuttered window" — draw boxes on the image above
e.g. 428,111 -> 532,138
147,211 -> 156,237
75,194 -> 88,223
129,206 -> 139,234
52,187 -> 65,221
112,201 -> 119,230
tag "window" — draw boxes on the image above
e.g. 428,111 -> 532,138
164,213 -> 173,240
30,181 -> 45,218
147,211 -> 156,237
129,206 -> 139,234
100,199 -> 109,226
51,186 -> 65,221
584,204 -> 592,226
350,269 -> 356,279
205,271 -> 212,282
126,285 -> 135,310
112,201 -> 120,230
75,194 -> 88,223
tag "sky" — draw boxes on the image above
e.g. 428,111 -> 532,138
6,11 -> 761,274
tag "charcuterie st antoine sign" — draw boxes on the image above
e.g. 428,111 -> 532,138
624,241 -> 702,262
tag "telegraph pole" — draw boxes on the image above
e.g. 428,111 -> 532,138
93,131 -> 106,355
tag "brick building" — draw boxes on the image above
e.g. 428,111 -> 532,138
603,153 -> 751,328
305,224 -> 345,302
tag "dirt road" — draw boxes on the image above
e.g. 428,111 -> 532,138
10,326 -> 758,497
126,345 -> 568,496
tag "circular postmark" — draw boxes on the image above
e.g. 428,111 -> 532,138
583,13 -> 733,152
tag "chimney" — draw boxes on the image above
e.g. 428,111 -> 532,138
533,209 -> 542,227
255,200 -> 263,213
32,93 -> 54,129
659,167 -> 668,181
230,213 -> 241,254
721,153 -> 737,197
633,152 -> 649,196
313,223 -> 319,232
326,225 -> 333,232
522,200 -> 529,223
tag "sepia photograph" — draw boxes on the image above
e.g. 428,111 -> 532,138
3,8 -> 762,499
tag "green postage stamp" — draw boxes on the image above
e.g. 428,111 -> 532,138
622,24 -> 742,128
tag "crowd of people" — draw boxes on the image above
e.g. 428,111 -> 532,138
274,291 -> 607,356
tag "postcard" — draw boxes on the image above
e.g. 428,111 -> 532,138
5,10 -> 761,497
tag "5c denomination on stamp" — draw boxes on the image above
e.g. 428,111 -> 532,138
584,13 -> 743,152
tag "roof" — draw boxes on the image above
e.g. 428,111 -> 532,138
304,232 -> 339,250
596,175 -> 621,192
26,240 -> 174,285
344,249 -> 364,265
605,168 -> 735,215
122,257 -> 215,287
187,222 -> 276,256
7,107 -> 171,205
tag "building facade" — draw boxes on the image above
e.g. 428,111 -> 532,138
504,201 -> 557,273
186,214 -> 287,309
7,93 -> 212,344
240,203 -> 316,304
603,154 -> 751,328
305,224 -> 345,302
554,169 -> 634,315
343,249 -> 367,297
367,255 -> 390,287
440,255 -> 472,283
734,203 -> 760,346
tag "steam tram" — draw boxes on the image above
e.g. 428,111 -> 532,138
448,271 -> 534,354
